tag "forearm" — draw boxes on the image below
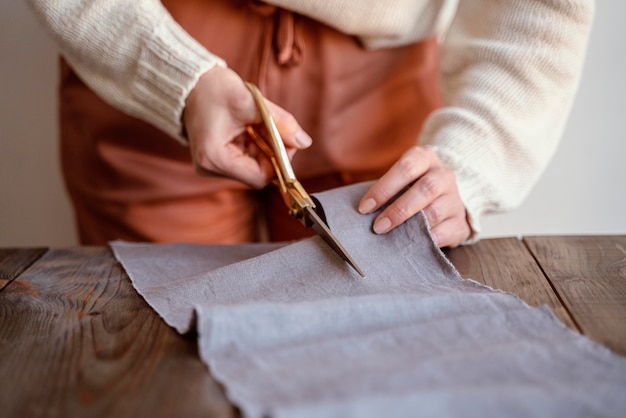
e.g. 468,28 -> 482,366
24,0 -> 225,139
419,0 -> 595,237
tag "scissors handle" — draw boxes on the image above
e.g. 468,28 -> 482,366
244,82 -> 315,222
245,82 -> 296,182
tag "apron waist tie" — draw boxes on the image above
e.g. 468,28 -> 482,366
249,1 -> 303,67
275,9 -> 303,66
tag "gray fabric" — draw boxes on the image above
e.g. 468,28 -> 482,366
112,182 -> 626,418
111,240 -> 286,332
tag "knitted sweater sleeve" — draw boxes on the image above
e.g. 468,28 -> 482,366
24,0 -> 225,140
418,0 -> 594,239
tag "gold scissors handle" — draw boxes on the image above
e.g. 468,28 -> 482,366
245,82 -> 365,277
245,82 -> 316,226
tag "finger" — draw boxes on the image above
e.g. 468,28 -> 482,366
226,154 -> 274,189
244,139 -> 276,183
429,216 -> 471,248
370,173 -> 437,234
218,139 -> 274,188
371,164 -> 454,234
193,131 -> 274,189
421,192 -> 467,230
358,146 -> 435,215
194,157 -> 272,189
266,100 -> 312,150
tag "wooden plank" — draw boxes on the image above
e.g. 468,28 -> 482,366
445,237 -> 577,331
0,248 -> 47,291
0,247 -> 236,418
525,235 -> 626,356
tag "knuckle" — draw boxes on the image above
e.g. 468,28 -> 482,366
193,157 -> 213,176
378,184 -> 396,201
442,166 -> 457,184
280,111 -> 297,127
396,153 -> 421,180
418,175 -> 441,198
447,241 -> 460,249
193,162 -> 204,175
387,203 -> 413,224
419,146 -> 436,160
194,149 -> 218,174
278,113 -> 299,137
447,219 -> 471,248
424,204 -> 443,226
369,182 -> 395,203
230,87 -> 253,112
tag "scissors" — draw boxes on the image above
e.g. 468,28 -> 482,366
245,82 -> 365,277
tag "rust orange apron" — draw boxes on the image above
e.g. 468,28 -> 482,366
59,0 -> 442,244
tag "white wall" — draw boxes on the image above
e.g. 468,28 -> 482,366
1,0 -> 77,246
1,1 -> 624,247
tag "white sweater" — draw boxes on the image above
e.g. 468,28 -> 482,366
24,0 -> 595,237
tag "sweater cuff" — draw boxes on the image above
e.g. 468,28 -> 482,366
133,17 -> 226,142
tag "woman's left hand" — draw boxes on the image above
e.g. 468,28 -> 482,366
358,146 -> 471,248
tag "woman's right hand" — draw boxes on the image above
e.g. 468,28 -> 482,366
182,66 -> 312,189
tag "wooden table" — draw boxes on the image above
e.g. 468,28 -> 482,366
1,236 -> 625,417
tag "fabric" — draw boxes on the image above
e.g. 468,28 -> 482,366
26,0 -> 594,238
112,182 -> 626,418
56,0 -> 441,244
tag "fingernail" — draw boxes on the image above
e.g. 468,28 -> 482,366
358,198 -> 376,214
373,217 -> 392,234
295,131 -> 312,147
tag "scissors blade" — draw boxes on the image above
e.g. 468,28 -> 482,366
304,206 -> 365,277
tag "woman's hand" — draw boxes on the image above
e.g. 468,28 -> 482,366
358,146 -> 471,248
183,66 -> 312,189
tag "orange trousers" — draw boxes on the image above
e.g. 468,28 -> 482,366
59,0 -> 441,245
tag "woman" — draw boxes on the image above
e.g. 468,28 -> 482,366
24,0 -> 594,247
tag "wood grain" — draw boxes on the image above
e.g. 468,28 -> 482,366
0,247 -> 236,418
3,237 -> 623,415
525,235 -> 626,355
445,238 -> 577,331
0,248 -> 47,291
